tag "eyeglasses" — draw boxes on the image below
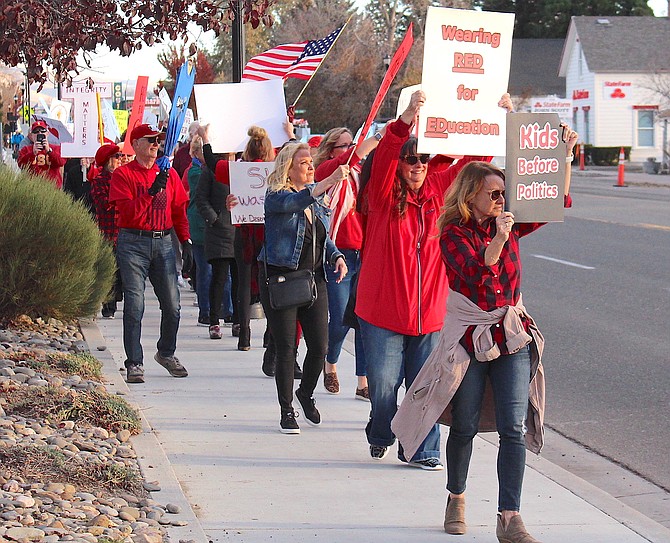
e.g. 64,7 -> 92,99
400,154 -> 430,165
333,142 -> 355,150
113,153 -> 123,159
143,136 -> 160,144
487,189 -> 506,201
32,129 -> 47,134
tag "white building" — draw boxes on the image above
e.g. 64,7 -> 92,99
559,16 -> 670,164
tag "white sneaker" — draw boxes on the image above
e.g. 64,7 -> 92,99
177,277 -> 188,288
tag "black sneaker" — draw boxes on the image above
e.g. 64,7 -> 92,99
197,315 -> 209,326
295,388 -> 321,426
406,458 -> 444,471
262,348 -> 276,377
293,360 -> 303,380
126,364 -> 145,383
370,445 -> 389,460
280,410 -> 300,434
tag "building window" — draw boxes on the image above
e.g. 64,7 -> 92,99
637,110 -> 655,147
572,108 -> 578,131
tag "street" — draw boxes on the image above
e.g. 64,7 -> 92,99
519,171 -> 670,492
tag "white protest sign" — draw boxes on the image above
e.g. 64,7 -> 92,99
194,80 -> 288,153
60,97 -> 100,157
396,84 -> 421,119
49,99 -> 72,124
178,109 -> 194,142
419,7 -> 514,156
228,161 -> 274,224
31,114 -> 74,143
100,99 -> 121,142
158,87 -> 172,122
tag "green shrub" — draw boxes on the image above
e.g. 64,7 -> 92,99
0,167 -> 116,320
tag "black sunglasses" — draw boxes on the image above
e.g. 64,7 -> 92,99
143,136 -> 160,144
400,154 -> 430,165
113,153 -> 123,158
487,189 -> 506,201
32,129 -> 47,134
333,142 -> 355,150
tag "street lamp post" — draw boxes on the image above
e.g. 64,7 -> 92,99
382,54 -> 391,119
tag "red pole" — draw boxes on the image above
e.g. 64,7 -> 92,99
578,142 -> 585,171
615,146 -> 627,187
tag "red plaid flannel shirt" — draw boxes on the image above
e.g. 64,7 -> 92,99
90,169 -> 119,245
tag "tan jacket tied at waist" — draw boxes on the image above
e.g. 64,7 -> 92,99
391,290 -> 546,462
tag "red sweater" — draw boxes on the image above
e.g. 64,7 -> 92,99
17,145 -> 66,188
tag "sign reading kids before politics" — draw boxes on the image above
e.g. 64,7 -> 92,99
505,113 -> 566,223
419,7 -> 515,156
229,161 -> 275,225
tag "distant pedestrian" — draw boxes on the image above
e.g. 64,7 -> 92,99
109,124 -> 193,384
90,142 -> 124,318
17,120 -> 66,188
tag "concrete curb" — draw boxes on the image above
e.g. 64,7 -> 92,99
80,318 -> 209,543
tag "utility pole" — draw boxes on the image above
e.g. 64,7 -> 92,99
231,0 -> 245,83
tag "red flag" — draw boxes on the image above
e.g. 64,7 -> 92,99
354,24 -> 415,149
242,26 -> 345,82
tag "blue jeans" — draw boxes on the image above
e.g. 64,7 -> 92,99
446,346 -> 531,512
192,243 -> 211,317
326,249 -> 366,376
116,230 -> 181,366
359,318 -> 440,462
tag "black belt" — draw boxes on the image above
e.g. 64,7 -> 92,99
122,228 -> 171,238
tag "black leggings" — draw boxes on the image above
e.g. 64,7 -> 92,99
260,275 -> 329,412
234,231 -> 257,335
209,257 -> 238,326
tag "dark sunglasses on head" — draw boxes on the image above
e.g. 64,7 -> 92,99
333,142 -> 355,150
143,136 -> 160,144
400,154 -> 430,165
487,189 -> 506,201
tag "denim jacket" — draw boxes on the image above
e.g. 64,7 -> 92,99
258,185 -> 343,274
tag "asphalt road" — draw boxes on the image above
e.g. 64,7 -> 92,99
518,176 -> 670,491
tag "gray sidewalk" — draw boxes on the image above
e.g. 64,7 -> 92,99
83,286 -> 670,543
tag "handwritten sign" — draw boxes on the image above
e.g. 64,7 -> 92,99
229,161 -> 275,224
419,7 -> 514,156
506,113 -> 565,223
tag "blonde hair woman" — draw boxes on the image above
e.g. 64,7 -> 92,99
257,143 -> 349,434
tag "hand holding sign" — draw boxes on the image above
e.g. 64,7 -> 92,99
226,193 -> 239,211
498,93 -> 514,113
401,90 -> 427,126
314,164 -> 350,197
495,211 -> 515,240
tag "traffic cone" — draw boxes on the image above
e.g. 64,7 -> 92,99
614,147 -> 627,187
578,142 -> 585,171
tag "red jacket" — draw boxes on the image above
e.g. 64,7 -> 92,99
17,144 -> 66,188
355,118 -> 490,336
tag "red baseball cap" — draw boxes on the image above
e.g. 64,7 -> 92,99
31,120 -> 48,132
130,124 -> 165,142
95,143 -> 121,166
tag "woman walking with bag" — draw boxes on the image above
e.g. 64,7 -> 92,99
256,143 -> 348,434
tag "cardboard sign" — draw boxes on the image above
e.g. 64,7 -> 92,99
505,113 -> 565,223
419,7 -> 514,156
228,161 -> 275,224
194,80 -> 288,153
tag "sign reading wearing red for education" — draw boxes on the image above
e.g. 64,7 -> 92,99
506,113 -> 566,223
419,7 -> 514,156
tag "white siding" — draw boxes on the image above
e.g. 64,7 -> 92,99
564,39 -> 595,144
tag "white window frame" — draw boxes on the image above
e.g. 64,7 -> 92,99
635,109 -> 656,148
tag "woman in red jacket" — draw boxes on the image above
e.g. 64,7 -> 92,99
355,90 -> 496,468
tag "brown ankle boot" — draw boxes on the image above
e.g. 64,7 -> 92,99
496,513 -> 541,543
443,495 -> 466,535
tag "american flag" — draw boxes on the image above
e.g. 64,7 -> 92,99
242,25 -> 345,82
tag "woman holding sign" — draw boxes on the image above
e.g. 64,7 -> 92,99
392,125 -> 577,542
257,143 -> 348,434
355,89 -> 493,469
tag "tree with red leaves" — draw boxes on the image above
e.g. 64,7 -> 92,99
0,0 -> 275,90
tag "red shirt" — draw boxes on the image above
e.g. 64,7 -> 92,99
17,145 -> 66,188
109,159 -> 190,242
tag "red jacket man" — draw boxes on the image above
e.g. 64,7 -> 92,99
17,120 -> 66,188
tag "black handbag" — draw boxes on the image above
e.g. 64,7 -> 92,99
263,206 -> 317,310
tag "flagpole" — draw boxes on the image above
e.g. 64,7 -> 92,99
290,16 -> 352,108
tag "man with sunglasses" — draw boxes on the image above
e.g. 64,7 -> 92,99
109,124 -> 192,384
17,120 -> 66,188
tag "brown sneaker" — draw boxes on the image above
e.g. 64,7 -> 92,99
126,364 -> 145,384
323,371 -> 340,394
444,495 -> 466,534
355,387 -> 370,401
496,514 -> 541,543
154,353 -> 188,378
